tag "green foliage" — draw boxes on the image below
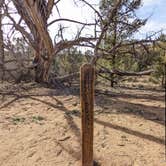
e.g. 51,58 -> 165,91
32,116 -> 45,121
98,0 -> 148,87
30,116 -> 45,125
99,0 -> 146,42
52,47 -> 85,76
12,117 -> 26,125
151,52 -> 165,87
146,34 -> 166,87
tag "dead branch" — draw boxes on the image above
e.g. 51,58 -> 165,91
99,65 -> 154,76
48,18 -> 96,27
49,65 -> 154,86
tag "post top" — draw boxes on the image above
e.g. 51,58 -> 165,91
81,63 -> 94,69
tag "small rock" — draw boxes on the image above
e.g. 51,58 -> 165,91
93,160 -> 101,166
117,143 -> 125,146
72,102 -> 78,106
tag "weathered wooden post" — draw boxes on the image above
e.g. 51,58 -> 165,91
80,64 -> 95,166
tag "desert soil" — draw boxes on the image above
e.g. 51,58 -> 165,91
0,82 -> 165,166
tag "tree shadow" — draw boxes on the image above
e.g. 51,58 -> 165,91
0,92 -> 82,163
28,96 -> 82,160
0,85 -> 164,147
65,111 -> 165,146
95,93 -> 165,125
95,88 -> 164,102
56,140 -> 81,161
119,85 -> 165,93
95,119 -> 165,145
28,96 -> 81,144
0,95 -> 21,110
0,88 -> 71,110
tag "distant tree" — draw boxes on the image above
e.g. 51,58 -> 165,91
151,34 -> 166,87
52,47 -> 85,76
99,0 -> 147,87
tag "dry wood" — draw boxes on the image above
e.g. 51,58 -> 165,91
80,64 -> 95,166
99,65 -> 154,76
51,66 -> 153,84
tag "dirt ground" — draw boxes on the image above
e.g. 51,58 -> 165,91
0,81 -> 165,166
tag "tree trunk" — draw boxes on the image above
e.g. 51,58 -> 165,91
110,18 -> 117,88
30,32 -> 52,83
34,53 -> 51,83
161,65 -> 166,88
0,2 -> 4,82
110,54 -> 115,87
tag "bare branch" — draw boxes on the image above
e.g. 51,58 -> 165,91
80,0 -> 103,23
54,37 -> 97,54
46,0 -> 54,19
98,65 -> 154,76
47,18 -> 96,27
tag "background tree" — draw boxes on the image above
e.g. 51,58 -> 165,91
98,0 -> 147,87
0,0 -> 4,81
150,34 -> 166,87
52,47 -> 85,76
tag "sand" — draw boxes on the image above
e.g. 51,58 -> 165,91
0,82 -> 165,166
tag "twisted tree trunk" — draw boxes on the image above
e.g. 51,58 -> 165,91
33,51 -> 51,83
19,0 -> 53,83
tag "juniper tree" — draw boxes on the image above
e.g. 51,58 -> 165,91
99,0 -> 147,87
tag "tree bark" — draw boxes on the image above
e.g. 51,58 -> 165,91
13,0 -> 54,83
0,1 -> 4,82
80,64 -> 94,166
110,54 -> 115,87
33,50 -> 51,83
110,16 -> 117,88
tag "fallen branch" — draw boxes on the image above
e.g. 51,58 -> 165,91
50,72 -> 79,83
48,66 -> 154,85
99,65 -> 154,76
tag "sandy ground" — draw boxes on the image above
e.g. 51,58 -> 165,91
0,82 -> 165,166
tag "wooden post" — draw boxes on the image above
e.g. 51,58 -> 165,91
80,64 -> 95,166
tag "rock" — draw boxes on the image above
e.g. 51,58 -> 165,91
117,143 -> 125,146
72,102 -> 78,106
